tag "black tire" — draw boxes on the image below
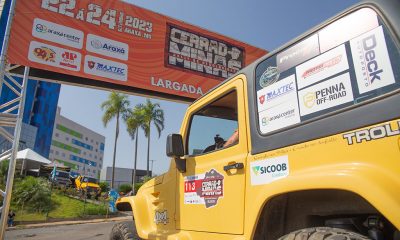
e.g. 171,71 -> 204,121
109,221 -> 141,240
278,227 -> 370,240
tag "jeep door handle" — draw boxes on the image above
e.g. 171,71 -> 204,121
223,162 -> 244,171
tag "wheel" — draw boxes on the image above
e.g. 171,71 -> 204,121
278,227 -> 370,240
109,221 -> 141,240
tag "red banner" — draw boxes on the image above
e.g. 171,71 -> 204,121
7,0 -> 267,100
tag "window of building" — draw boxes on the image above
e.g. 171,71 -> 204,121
95,156 -> 97,159
62,153 -> 66,157
99,164 -> 102,168
96,141 -> 99,145
55,133 -> 59,137
55,151 -> 59,155
85,137 -> 88,141
83,152 -> 86,156
187,91 -> 238,155
66,137 -> 69,141
91,139 -> 93,143
50,149 -> 53,154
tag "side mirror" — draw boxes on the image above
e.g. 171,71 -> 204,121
166,134 -> 186,173
166,134 -> 184,157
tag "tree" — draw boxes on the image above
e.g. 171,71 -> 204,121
125,105 -> 145,195
137,99 -> 164,177
101,92 -> 130,189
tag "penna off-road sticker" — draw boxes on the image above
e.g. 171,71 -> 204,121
184,169 -> 224,208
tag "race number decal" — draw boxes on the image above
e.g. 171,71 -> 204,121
184,169 -> 224,208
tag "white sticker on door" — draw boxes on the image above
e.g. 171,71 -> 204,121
250,155 -> 289,186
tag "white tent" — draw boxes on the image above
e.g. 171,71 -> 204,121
0,148 -> 51,175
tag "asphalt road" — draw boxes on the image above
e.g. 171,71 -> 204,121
5,221 -> 117,240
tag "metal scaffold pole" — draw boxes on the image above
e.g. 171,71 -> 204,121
0,66 -> 29,239
0,0 -> 23,238
0,0 -> 17,95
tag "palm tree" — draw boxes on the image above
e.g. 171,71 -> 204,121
101,92 -> 130,189
138,99 -> 165,177
124,106 -> 145,195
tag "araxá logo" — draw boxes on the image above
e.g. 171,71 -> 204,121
250,155 -> 289,186
350,26 -> 395,94
86,34 -> 129,61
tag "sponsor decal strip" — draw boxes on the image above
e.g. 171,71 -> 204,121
343,121 -> 400,145
86,34 -> 129,61
84,55 -> 128,82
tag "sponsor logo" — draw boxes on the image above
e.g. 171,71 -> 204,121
35,23 -> 80,43
261,109 -> 295,126
298,72 -> 354,116
60,51 -> 79,69
296,44 -> 349,89
35,23 -> 47,33
28,41 -> 81,71
250,155 -> 289,185
277,34 -> 320,72
184,169 -> 224,208
350,26 -> 395,94
154,210 -> 168,225
303,82 -> 347,108
259,66 -> 280,88
88,61 -> 95,69
33,46 -> 56,62
32,18 -> 84,49
343,121 -> 400,145
151,77 -> 203,96
258,80 -> 294,105
88,61 -> 125,76
90,39 -> 103,49
167,24 -> 244,79
302,55 -> 342,79
84,56 -> 128,81
86,34 -> 129,61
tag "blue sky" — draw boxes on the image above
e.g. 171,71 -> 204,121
58,0 -> 359,175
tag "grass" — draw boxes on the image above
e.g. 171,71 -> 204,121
12,192 -> 109,222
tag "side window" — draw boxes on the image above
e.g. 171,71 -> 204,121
187,91 -> 238,156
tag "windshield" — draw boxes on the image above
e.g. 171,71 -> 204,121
56,171 -> 69,178
83,177 -> 98,184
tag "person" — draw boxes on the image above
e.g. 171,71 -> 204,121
223,129 -> 239,148
8,210 -> 15,227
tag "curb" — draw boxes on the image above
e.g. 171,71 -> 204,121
6,216 -> 132,231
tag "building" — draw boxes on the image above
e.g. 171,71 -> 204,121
100,166 -> 150,189
48,107 -> 105,179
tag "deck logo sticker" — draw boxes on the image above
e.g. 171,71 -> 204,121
298,72 -> 354,116
184,169 -> 224,208
350,26 -> 395,94
250,155 -> 289,185
296,44 -> 349,89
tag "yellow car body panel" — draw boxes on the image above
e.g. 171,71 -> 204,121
115,2 -> 400,239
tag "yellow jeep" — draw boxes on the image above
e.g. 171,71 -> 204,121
111,1 -> 400,239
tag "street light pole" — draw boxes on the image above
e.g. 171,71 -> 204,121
150,159 -> 156,177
